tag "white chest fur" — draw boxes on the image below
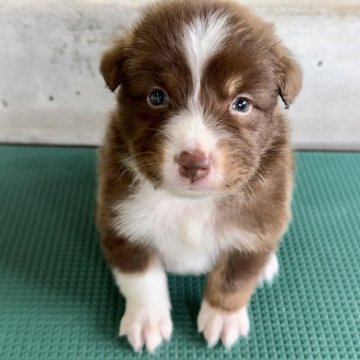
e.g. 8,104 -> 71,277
113,181 -> 256,274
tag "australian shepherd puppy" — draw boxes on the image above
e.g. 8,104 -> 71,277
97,0 -> 302,352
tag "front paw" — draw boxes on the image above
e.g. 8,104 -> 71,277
119,305 -> 173,353
197,300 -> 249,348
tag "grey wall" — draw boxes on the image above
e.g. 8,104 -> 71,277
1,0 -> 359,149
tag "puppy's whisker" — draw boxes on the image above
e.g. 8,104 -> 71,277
254,170 -> 268,189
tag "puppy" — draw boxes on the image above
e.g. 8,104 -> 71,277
97,0 -> 302,352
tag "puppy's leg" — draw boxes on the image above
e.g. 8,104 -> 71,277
198,250 -> 271,348
259,252 -> 279,285
102,234 -> 172,353
113,263 -> 172,353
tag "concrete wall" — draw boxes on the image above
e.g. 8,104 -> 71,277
1,0 -> 359,149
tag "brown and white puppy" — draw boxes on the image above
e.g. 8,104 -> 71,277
97,0 -> 302,352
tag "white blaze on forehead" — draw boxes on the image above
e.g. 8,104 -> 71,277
182,11 -> 231,101
164,11 -> 231,153
165,107 -> 217,154
161,12 -> 232,188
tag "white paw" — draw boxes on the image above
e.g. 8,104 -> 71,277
119,305 -> 172,353
197,300 -> 249,348
259,253 -> 279,285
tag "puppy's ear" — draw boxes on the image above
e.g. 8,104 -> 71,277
100,34 -> 132,92
273,43 -> 302,108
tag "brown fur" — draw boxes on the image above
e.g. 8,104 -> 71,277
97,0 -> 301,313
205,250 -> 270,311
96,112 -> 155,273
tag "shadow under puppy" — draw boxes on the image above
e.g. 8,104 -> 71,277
97,0 -> 302,352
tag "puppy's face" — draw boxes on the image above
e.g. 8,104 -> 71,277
101,0 -> 302,197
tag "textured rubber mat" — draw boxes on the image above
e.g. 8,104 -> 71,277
0,145 -> 359,359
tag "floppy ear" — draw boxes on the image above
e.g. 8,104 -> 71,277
99,34 -> 132,92
273,43 -> 302,108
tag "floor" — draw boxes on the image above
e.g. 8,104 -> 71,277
0,146 -> 359,359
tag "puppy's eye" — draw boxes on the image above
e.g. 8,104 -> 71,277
231,97 -> 252,114
147,89 -> 168,107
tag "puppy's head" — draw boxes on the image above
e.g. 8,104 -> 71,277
100,0 -> 302,197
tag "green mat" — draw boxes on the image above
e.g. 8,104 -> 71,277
1,146 -> 359,359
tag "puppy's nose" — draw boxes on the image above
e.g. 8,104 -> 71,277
176,150 -> 211,183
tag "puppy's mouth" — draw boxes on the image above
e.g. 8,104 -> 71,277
160,163 -> 255,199
163,184 -> 219,199
161,167 -> 225,199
